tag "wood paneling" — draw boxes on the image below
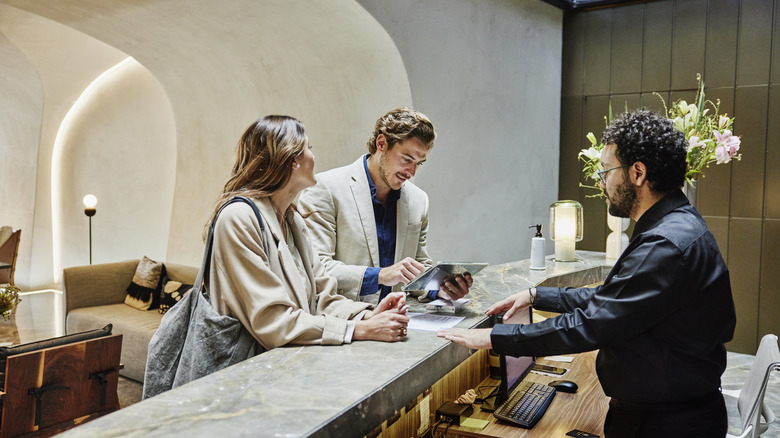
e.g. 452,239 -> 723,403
560,0 -> 777,352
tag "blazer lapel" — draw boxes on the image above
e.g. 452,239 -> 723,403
395,187 -> 410,262
349,158 -> 380,267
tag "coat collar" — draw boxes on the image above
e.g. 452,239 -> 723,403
253,197 -> 315,309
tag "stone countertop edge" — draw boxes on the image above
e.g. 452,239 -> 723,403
59,251 -> 612,438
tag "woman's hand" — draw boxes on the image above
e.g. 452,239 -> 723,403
364,292 -> 408,320
485,289 -> 532,319
354,308 -> 409,342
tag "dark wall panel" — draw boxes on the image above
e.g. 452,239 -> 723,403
766,85 -> 780,219
611,5 -> 644,94
727,218 -> 762,353
732,86 -> 767,218
758,220 -> 780,344
562,13 -> 585,97
671,0 -> 707,90
705,0 -> 739,88
583,9 -> 612,96
642,1 -> 673,92
560,96 -> 584,201
737,0 -> 774,86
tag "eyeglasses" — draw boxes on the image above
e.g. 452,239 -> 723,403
596,165 -> 629,184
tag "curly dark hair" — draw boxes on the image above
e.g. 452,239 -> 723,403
601,108 -> 688,193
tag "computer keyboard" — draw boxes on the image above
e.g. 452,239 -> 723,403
493,381 -> 556,428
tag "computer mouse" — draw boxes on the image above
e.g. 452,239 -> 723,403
548,379 -> 578,393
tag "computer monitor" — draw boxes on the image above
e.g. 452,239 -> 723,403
493,307 -> 535,407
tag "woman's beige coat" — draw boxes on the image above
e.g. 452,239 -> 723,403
208,197 -> 371,351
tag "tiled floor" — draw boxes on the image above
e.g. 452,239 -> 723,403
2,290 -> 779,432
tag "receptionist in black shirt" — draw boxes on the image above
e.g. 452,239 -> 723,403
438,109 -> 736,438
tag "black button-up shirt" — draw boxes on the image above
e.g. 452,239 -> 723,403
491,190 -> 736,404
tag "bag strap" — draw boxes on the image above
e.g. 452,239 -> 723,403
193,196 -> 269,300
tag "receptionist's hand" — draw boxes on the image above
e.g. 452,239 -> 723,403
437,273 -> 473,301
437,327 -> 492,350
485,289 -> 533,320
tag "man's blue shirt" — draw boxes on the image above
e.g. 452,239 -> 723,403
359,155 -> 400,300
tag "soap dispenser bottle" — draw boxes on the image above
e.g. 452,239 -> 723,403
529,224 -> 546,270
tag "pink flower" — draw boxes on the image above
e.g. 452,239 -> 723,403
715,145 -> 730,164
713,129 -> 741,162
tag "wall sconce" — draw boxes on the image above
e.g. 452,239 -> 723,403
549,200 -> 583,262
83,194 -> 97,265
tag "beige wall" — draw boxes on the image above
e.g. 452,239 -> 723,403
0,0 -> 563,291
0,0 -> 413,289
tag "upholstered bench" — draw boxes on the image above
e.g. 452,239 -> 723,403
62,260 -> 198,383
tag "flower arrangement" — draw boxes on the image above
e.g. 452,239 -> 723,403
0,284 -> 21,320
579,74 -> 742,198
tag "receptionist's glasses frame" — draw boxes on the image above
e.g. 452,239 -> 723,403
597,165 -> 629,184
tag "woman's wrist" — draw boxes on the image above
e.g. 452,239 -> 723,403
528,287 -> 536,307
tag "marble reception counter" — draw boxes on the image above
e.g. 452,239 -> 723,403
60,251 -> 613,438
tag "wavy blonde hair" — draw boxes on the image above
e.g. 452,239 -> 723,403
204,115 -> 307,239
366,107 -> 436,154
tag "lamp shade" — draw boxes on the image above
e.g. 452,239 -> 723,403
83,194 -> 98,209
549,200 -> 583,262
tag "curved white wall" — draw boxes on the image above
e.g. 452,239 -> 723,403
53,58 -> 176,276
0,0 -> 413,287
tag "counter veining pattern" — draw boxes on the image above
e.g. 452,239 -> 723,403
58,252 -> 613,437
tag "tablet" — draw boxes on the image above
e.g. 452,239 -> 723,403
401,262 -> 487,291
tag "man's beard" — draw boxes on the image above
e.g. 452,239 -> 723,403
378,152 -> 401,190
607,174 -> 637,218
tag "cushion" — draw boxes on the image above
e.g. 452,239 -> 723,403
159,276 -> 192,314
124,256 -> 165,310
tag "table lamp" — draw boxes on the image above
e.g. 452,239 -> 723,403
549,200 -> 583,262
83,194 -> 97,264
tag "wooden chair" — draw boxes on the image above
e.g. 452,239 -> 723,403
0,325 -> 122,438
0,228 -> 21,286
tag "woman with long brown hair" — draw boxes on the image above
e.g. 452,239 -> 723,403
206,115 -> 409,350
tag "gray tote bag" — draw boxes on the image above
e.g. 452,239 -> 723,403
143,197 -> 266,399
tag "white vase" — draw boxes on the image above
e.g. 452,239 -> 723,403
606,208 -> 629,260
682,180 -> 697,208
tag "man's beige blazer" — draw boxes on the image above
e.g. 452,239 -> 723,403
299,155 -> 434,302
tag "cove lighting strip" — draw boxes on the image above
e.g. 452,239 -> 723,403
51,57 -> 134,282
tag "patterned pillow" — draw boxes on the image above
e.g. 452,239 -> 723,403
124,256 -> 165,311
159,277 -> 192,314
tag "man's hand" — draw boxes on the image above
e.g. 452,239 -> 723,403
378,257 -> 425,287
437,273 -> 473,301
485,290 -> 532,320
436,327 -> 492,350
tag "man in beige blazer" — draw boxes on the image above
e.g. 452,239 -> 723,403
299,108 -> 471,304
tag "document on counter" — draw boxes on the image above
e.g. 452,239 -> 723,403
407,312 -> 465,332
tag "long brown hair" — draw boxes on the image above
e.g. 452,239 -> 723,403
204,115 -> 307,239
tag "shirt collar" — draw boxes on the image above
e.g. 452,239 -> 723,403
363,154 -> 401,202
633,189 -> 689,236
